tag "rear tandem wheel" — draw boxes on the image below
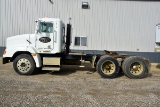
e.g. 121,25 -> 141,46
96,56 -> 119,78
122,56 -> 149,79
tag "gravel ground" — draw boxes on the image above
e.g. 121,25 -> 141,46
0,58 -> 160,107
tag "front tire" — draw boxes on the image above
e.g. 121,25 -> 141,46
96,56 -> 119,78
13,54 -> 36,75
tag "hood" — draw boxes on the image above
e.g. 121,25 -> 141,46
7,34 -> 31,40
6,34 -> 31,48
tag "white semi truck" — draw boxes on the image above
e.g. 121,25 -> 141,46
3,18 -> 150,79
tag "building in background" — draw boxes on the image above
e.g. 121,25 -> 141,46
0,0 -> 160,62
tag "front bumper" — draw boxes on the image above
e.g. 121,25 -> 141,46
3,57 -> 10,64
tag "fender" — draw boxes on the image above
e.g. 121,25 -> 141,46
3,46 -> 27,58
3,46 -> 42,68
27,46 -> 42,68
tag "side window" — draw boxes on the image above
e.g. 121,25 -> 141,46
75,37 -> 80,46
81,37 -> 87,46
40,22 -> 53,33
74,36 -> 87,46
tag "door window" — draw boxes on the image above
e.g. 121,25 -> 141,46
40,22 -> 53,33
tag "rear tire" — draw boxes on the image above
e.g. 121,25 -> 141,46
122,56 -> 133,71
13,54 -> 36,75
122,56 -> 149,79
96,56 -> 119,78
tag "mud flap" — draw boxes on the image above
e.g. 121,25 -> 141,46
3,57 -> 10,64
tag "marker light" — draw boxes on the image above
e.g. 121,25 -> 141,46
3,50 -> 6,55
32,53 -> 36,56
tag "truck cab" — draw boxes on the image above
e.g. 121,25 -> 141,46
3,18 -> 65,58
3,18 -> 67,75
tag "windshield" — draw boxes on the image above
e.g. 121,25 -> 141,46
40,22 -> 53,33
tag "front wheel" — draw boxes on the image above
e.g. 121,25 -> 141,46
13,54 -> 36,75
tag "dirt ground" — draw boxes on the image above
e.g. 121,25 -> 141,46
0,58 -> 160,107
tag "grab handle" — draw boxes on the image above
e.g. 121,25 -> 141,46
54,31 -> 57,43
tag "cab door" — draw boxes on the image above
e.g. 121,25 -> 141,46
36,22 -> 54,52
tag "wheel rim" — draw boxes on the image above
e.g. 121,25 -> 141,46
129,62 -> 143,75
17,58 -> 31,73
101,60 -> 116,75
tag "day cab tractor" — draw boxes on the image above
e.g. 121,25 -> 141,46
3,18 -> 150,79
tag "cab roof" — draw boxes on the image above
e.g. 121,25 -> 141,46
38,18 -> 61,22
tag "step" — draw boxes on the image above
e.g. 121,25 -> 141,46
42,67 -> 60,71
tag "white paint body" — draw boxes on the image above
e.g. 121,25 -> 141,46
3,18 -> 65,67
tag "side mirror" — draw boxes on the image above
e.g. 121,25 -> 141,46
35,25 -> 39,34
35,20 -> 40,34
